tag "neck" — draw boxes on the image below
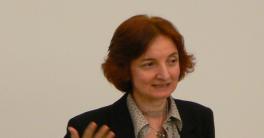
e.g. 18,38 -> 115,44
131,93 -> 169,118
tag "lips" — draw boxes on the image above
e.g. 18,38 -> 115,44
152,83 -> 170,88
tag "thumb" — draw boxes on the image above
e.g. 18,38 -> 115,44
68,127 -> 80,138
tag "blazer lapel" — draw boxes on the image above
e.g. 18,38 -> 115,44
109,94 -> 135,138
175,99 -> 197,138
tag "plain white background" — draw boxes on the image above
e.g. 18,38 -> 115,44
0,0 -> 263,138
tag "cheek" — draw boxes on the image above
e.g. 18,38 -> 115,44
171,66 -> 181,80
131,70 -> 154,85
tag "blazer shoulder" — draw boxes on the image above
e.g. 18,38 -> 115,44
69,104 -> 113,126
65,94 -> 130,138
174,99 -> 215,138
174,98 -> 213,114
65,104 -> 114,138
70,94 -> 128,124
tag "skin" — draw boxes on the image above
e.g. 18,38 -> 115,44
130,35 -> 180,105
68,35 -> 180,138
130,35 -> 180,136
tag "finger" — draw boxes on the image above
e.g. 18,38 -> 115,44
83,121 -> 98,138
68,127 -> 80,138
105,131 -> 115,138
94,125 -> 110,138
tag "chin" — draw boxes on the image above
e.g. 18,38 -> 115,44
150,90 -> 173,99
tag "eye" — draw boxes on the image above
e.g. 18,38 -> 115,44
141,61 -> 155,68
168,57 -> 178,65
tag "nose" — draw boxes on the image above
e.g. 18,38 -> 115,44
156,64 -> 170,80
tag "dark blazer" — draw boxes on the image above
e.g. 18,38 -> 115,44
64,94 -> 215,138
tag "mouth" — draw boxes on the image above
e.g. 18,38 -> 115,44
152,83 -> 170,88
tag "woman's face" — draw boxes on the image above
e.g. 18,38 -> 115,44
130,35 -> 180,101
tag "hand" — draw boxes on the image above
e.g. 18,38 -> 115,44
68,122 -> 115,138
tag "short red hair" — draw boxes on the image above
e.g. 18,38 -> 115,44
102,15 -> 195,93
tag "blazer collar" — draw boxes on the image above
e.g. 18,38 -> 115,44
109,94 -> 197,138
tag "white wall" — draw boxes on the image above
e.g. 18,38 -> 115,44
1,0 -> 263,138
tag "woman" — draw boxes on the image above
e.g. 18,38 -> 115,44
65,15 -> 215,138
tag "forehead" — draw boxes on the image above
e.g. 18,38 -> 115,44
140,35 -> 178,59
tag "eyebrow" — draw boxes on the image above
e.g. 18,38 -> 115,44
169,52 -> 179,57
140,52 -> 179,62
